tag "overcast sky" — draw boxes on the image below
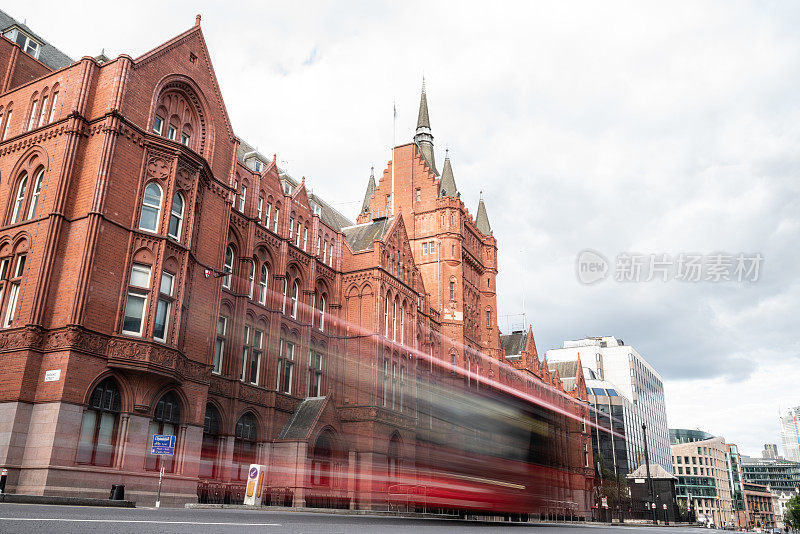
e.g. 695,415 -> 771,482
14,1 -> 800,456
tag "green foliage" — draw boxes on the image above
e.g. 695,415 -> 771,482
786,494 -> 800,529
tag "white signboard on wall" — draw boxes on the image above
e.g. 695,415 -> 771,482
44,370 -> 61,382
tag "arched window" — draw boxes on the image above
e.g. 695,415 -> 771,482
248,260 -> 255,299
384,296 -> 389,337
311,431 -> 334,487
10,174 -> 27,224
233,413 -> 258,481
139,182 -> 162,232
168,192 -> 184,241
282,278 -> 288,314
222,246 -> 234,289
392,297 -> 398,341
291,280 -> 299,319
199,404 -> 221,479
318,294 -> 326,332
400,305 -> 405,344
259,264 -> 268,305
76,378 -> 121,467
388,435 -> 400,481
26,169 -> 44,220
145,391 -> 181,473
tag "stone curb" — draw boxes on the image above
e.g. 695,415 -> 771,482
0,493 -> 135,507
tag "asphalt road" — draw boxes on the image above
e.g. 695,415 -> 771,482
0,504 -> 708,534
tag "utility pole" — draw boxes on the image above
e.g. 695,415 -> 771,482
642,423 -> 657,525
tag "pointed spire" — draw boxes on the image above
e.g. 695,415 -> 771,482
361,167 -> 376,214
439,150 -> 458,198
475,196 -> 492,236
414,78 -> 438,175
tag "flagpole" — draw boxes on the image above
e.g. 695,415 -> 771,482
391,101 -> 396,217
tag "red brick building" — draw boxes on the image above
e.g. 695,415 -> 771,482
0,12 -> 593,512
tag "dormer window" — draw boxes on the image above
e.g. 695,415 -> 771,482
284,183 -> 293,195
253,161 -> 263,172
153,116 -> 164,135
4,28 -> 41,59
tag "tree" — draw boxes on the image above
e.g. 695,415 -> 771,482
786,494 -> 800,531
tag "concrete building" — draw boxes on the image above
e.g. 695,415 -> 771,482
764,443 -> 780,460
741,457 -> 800,494
727,443 -> 747,528
0,9 -> 595,513
670,430 -> 734,528
781,406 -> 800,462
547,337 -> 672,473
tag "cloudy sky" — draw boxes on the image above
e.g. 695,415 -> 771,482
15,1 -> 800,455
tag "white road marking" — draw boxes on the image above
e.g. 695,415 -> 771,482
0,517 -> 281,526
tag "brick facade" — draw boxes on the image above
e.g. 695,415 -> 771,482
0,16 -> 594,513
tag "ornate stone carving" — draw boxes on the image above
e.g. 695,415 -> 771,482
147,157 -> 170,181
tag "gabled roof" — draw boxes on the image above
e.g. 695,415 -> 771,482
439,154 -> 458,198
501,331 -> 527,357
547,360 -> 579,392
0,9 -> 73,70
342,217 -> 393,252
278,397 -> 327,440
626,462 -> 676,480
475,198 -> 492,236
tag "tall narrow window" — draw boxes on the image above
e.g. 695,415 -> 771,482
399,366 -> 405,411
382,360 -> 389,407
222,246 -> 234,289
392,299 -> 398,341
213,315 -> 227,374
422,243 -> 428,255
122,263 -> 151,336
391,362 -> 397,409
10,175 -> 27,224
309,351 -> 323,397
167,193 -> 184,241
139,183 -> 162,233
322,241 -> 327,263
2,254 -> 24,328
180,133 -> 190,146
259,265 -> 268,305
282,278 -> 288,314
303,227 -> 308,251
273,207 -> 279,232
199,404 -> 220,479
257,196 -> 263,220
37,95 -> 48,127
450,281 -> 455,301
384,297 -> 389,337
277,339 -> 294,394
233,414 -> 257,481
289,217 -> 294,240
27,169 -> 44,220
318,295 -> 326,332
2,110 -> 11,141
153,116 -> 164,135
27,99 -> 38,131
329,244 -> 334,266
316,236 -> 321,256
239,185 -> 246,212
250,330 -> 263,385
153,272 -> 174,342
248,261 -> 255,299
486,310 -> 491,328
76,378 -> 121,467
291,280 -> 299,319
296,222 -> 302,247
265,202 -> 272,228
145,392 -> 181,473
400,306 -> 404,344
240,325 -> 250,381
167,124 -> 177,140
48,92 -> 58,123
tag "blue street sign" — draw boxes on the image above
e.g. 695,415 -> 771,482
151,434 -> 176,455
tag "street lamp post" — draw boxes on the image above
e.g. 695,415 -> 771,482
642,423 -> 658,525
